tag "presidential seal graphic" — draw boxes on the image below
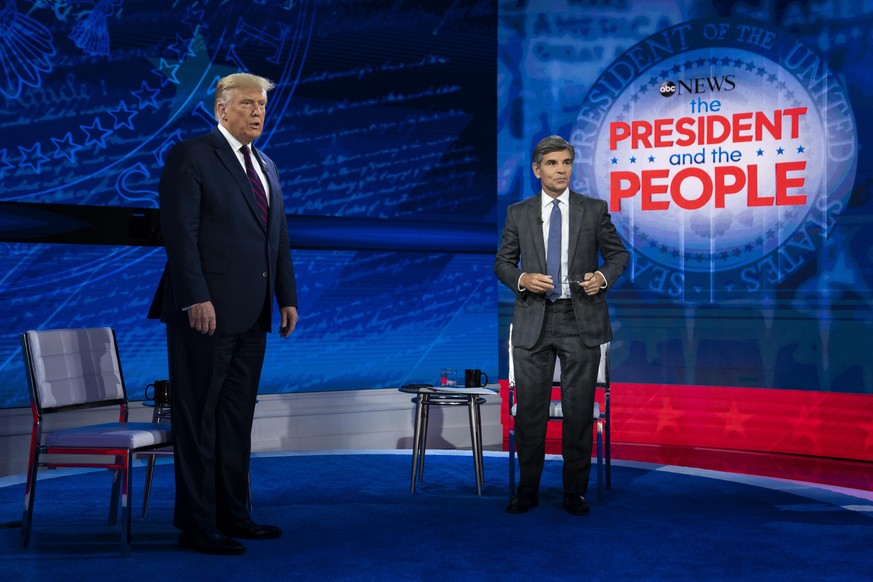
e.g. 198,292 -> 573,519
571,19 -> 857,302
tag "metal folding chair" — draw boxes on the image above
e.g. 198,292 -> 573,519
19,328 -> 173,557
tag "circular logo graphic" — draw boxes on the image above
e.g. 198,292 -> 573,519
571,18 -> 857,302
659,80 -> 676,97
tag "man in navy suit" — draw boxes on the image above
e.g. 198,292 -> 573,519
149,73 -> 298,555
495,135 -> 628,515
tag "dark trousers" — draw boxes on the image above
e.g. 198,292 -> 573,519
513,300 -> 600,498
167,321 -> 266,532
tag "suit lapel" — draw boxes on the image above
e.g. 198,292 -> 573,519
210,129 -> 267,232
525,195 -> 546,272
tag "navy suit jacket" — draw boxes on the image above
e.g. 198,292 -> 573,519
149,127 -> 296,334
494,190 -> 628,349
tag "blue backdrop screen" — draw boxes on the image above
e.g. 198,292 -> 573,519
0,0 -> 498,407
0,243 -> 495,407
3,0 -> 871,408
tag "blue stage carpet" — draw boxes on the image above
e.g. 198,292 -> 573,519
1,451 -> 871,581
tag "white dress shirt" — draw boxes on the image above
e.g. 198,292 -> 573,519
217,124 -> 270,203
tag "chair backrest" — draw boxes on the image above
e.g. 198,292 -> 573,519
22,328 -> 126,413
508,324 -> 610,386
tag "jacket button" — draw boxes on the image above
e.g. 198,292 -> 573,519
262,272 -> 268,277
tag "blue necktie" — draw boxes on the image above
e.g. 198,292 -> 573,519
546,199 -> 562,301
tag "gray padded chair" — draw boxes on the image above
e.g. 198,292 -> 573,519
19,327 -> 173,557
507,324 -> 611,502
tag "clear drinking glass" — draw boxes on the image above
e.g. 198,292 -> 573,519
440,368 -> 458,386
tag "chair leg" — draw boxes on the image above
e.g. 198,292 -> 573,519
605,394 -> 612,490
108,461 -> 121,526
247,470 -> 253,512
605,418 -> 612,490
20,443 -> 41,548
142,453 -> 156,517
596,421 -> 604,504
508,428 -> 516,500
121,451 -> 132,558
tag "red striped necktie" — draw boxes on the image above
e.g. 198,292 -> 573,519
241,145 -> 268,227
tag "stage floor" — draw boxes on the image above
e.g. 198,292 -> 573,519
2,450 -> 872,581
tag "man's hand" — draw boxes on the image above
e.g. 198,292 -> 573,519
279,306 -> 298,338
188,301 -> 217,335
580,272 -> 605,296
519,272 -> 556,295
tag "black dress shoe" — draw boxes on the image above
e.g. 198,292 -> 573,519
179,527 -> 246,555
563,493 -> 591,516
220,518 -> 283,540
506,496 -> 539,514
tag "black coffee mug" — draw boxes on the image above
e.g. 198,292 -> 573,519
464,369 -> 488,388
145,380 -> 170,405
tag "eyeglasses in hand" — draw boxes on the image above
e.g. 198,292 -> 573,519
562,274 -> 591,286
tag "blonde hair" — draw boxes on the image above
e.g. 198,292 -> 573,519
214,73 -> 275,119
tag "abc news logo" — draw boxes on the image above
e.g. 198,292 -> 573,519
659,75 -> 736,97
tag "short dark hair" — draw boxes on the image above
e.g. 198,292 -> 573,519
532,135 -> 575,167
